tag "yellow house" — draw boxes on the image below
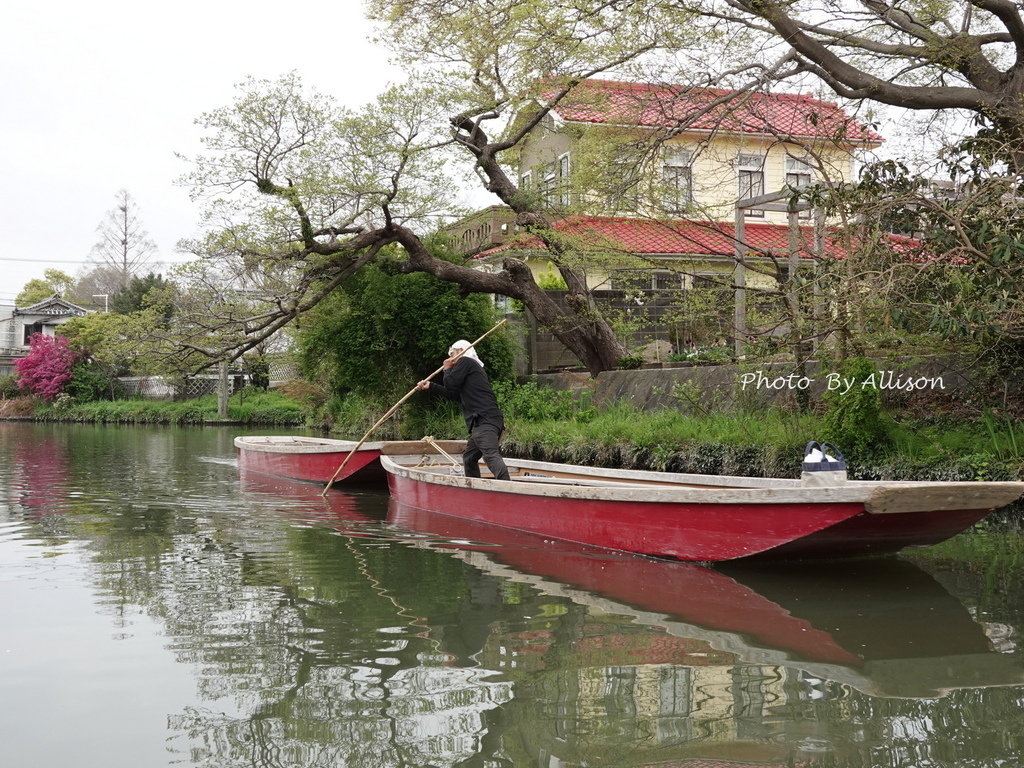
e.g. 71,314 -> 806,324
518,79 -> 882,216
465,78 -> 883,291
447,79 -> 885,366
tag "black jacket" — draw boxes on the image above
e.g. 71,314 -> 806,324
428,357 -> 504,431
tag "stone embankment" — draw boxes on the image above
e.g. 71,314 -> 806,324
533,357 -> 974,411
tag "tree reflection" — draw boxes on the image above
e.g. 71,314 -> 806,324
5,424 -> 1024,767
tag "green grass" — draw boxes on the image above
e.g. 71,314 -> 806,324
31,389 -> 307,426
12,380 -> 1024,483
496,399 -> 1024,481
506,401 -> 817,452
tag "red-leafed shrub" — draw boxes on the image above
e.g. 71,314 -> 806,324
14,334 -> 80,402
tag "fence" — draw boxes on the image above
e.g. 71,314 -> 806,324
519,289 -> 736,374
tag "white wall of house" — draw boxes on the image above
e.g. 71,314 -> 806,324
0,297 -> 90,378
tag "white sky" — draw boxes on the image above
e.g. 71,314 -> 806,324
0,0 -> 409,306
0,1 -> 953,310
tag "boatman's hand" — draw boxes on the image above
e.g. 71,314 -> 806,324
415,380 -> 430,390
442,356 -> 459,369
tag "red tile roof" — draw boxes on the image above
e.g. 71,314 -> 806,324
544,79 -> 884,145
477,215 -> 859,260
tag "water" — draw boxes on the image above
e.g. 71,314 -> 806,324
2,421 -> 1024,767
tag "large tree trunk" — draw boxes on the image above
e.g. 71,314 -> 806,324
392,225 -> 627,375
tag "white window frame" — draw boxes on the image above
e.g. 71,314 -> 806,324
557,152 -> 572,207
737,153 -> 765,217
785,156 -> 814,218
662,148 -> 693,215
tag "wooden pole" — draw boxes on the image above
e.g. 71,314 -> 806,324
218,360 -> 230,418
321,319 -> 508,495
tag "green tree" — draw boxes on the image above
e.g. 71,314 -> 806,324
110,273 -> 174,316
15,269 -> 77,306
178,0 -> 696,376
799,140 -> 1024,373
60,309 -> 179,378
299,251 -> 514,402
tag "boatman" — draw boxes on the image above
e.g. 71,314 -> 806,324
416,340 -> 511,481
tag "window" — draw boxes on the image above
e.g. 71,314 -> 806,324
607,144 -> 644,212
662,148 -> 693,214
610,270 -> 650,291
785,156 -> 813,218
692,273 -> 720,289
737,154 -> 765,217
558,153 -> 571,207
22,322 -> 44,345
540,162 -> 558,198
530,154 -> 573,208
611,270 -> 683,290
653,270 -> 683,289
785,156 -> 813,189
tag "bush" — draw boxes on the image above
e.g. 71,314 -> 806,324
616,354 -> 644,370
64,360 -> 123,403
0,374 -> 23,399
298,256 -> 515,404
14,334 -> 78,402
821,356 -> 894,458
494,380 -> 594,423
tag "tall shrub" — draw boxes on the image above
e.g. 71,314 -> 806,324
821,356 -> 893,457
15,334 -> 80,402
298,259 -> 514,402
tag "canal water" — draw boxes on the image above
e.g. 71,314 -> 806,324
2,422 -> 1024,767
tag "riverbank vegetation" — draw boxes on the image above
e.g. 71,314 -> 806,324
4,371 -> 1024,487
287,376 -> 1024,484
0,388 -> 305,426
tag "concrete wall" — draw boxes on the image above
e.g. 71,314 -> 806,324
532,357 -> 976,411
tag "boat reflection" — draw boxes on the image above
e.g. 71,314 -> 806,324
238,468 -> 385,535
236,473 -> 1024,700
386,499 -> 1024,699
234,472 -> 1024,765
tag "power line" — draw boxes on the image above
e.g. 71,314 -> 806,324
0,257 -> 89,263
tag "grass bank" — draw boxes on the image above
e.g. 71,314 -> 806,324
0,389 -> 307,426
364,383 -> 1024,484
498,403 -> 1024,483
5,382 -> 1024,486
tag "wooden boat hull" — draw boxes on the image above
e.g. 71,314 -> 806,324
235,436 -> 387,486
381,450 -> 1024,561
388,500 -> 1024,697
235,437 -> 470,488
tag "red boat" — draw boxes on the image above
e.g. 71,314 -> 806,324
388,500 -> 1024,698
235,436 -> 469,488
235,435 -> 388,485
380,444 -> 1024,561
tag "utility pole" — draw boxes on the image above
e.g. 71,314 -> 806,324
218,361 -> 229,418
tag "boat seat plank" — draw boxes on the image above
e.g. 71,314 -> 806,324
512,468 -> 749,490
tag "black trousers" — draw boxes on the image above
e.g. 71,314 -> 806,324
464,419 -> 510,480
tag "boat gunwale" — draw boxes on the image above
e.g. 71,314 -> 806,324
381,453 -> 1024,513
234,436 -> 385,455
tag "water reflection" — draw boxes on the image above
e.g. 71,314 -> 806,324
388,500 -> 1024,698
3,423 -> 1024,767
